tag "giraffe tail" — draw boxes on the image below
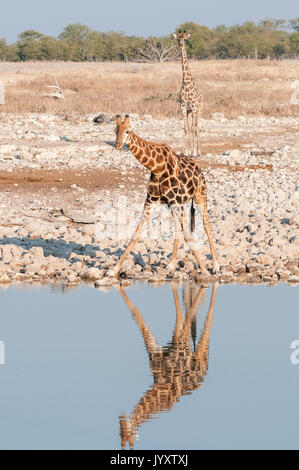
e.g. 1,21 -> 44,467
190,199 -> 195,233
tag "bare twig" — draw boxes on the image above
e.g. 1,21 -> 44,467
136,40 -> 180,63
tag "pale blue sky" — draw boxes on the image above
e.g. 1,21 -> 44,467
1,0 -> 298,43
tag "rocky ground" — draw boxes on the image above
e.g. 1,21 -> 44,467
0,112 -> 298,288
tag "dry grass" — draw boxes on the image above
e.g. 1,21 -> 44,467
0,60 -> 298,118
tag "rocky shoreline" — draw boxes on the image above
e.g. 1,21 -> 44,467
0,113 -> 298,288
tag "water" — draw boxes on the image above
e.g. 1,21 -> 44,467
0,281 -> 298,450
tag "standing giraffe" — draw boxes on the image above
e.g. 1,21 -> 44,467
117,282 -> 218,449
109,115 -> 219,278
174,31 -> 203,157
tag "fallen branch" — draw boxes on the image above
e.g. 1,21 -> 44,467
60,208 -> 96,224
21,212 -> 60,223
40,77 -> 65,100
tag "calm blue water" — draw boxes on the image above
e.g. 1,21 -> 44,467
0,281 -> 298,450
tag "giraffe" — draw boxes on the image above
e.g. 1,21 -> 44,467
117,282 -> 218,449
174,31 -> 203,157
108,114 -> 219,278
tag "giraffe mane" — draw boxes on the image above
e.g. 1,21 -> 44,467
131,132 -> 172,150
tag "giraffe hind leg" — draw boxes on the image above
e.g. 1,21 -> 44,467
169,206 -> 182,270
195,113 -> 201,156
174,206 -> 208,275
194,188 -> 219,274
191,113 -> 196,157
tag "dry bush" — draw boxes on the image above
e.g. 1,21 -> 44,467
0,60 -> 298,118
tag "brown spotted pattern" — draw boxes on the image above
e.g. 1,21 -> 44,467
114,115 -> 219,276
119,283 -> 217,449
174,32 -> 203,156
116,124 -> 206,207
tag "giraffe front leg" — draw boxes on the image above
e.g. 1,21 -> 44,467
182,107 -> 191,156
168,238 -> 179,272
107,204 -> 151,278
195,282 -> 218,376
168,207 -> 182,271
116,284 -> 161,354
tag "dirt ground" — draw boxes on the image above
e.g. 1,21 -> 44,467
0,162 -> 273,196
0,132 -> 279,196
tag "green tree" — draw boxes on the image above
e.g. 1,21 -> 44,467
5,43 -> 18,61
212,20 -> 291,59
213,22 -> 261,58
85,31 -> 105,61
259,18 -> 287,31
289,31 -> 299,54
0,19 -> 295,63
120,35 -> 145,61
58,23 -> 95,60
39,36 -> 61,60
17,30 -> 45,60
0,38 -> 8,61
175,22 -> 215,58
289,18 -> 299,32
257,21 -> 290,58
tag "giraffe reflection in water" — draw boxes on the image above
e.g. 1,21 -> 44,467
117,281 -> 218,449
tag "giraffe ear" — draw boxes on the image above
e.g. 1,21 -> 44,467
173,33 -> 178,39
116,115 -> 122,125
186,33 -> 191,39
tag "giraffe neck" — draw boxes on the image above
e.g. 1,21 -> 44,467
181,43 -> 193,83
126,132 -> 168,174
121,382 -> 177,448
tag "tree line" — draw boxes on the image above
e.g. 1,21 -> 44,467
0,18 -> 298,62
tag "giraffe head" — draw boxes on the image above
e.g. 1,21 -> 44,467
115,114 -> 132,150
173,31 -> 191,48
119,415 -> 136,449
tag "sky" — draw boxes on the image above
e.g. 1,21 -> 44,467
0,0 -> 298,43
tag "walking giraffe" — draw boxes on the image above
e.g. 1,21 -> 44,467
174,31 -> 203,156
117,282 -> 218,449
109,115 -> 219,278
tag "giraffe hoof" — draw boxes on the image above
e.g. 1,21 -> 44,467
166,262 -> 176,278
106,268 -> 119,278
168,261 -> 176,271
212,262 -> 220,274
194,270 -> 209,282
199,267 -> 209,276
